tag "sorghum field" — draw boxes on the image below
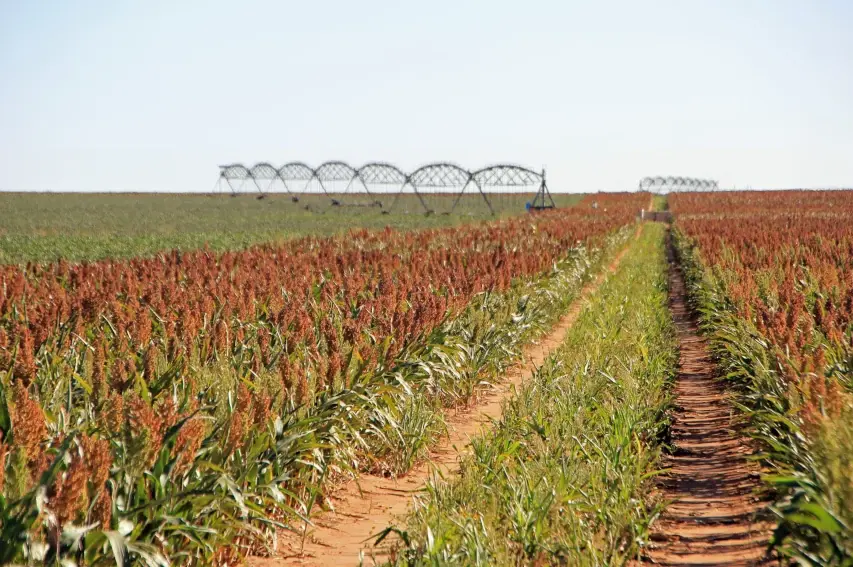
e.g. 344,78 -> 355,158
4,189 -> 851,566
0,192 -> 645,565
388,223 -> 677,565
672,190 -> 853,564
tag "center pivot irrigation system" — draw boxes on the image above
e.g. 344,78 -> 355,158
638,176 -> 719,193
215,161 -> 555,215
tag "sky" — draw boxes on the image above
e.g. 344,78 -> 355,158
0,0 -> 852,193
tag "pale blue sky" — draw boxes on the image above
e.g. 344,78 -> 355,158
1,0 -> 851,192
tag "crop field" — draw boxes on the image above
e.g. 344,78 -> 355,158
0,192 -> 583,264
2,189 -> 851,566
389,223 -> 677,564
671,190 -> 853,564
0,192 -> 647,565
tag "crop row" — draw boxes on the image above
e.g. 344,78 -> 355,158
385,223 -> 676,565
0,193 -> 649,565
671,190 -> 853,564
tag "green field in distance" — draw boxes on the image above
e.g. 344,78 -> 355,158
0,192 -> 583,264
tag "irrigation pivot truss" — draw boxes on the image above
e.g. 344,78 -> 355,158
638,176 -> 719,193
216,161 -> 556,215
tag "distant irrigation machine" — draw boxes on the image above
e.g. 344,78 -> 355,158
638,176 -> 719,193
215,161 -> 556,215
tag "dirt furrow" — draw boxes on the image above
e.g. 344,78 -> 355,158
642,236 -> 771,566
250,230 -> 639,567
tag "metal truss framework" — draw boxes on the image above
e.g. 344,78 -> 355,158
638,176 -> 719,193
216,161 -> 555,214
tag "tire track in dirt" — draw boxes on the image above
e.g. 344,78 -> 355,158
641,233 -> 772,566
250,227 -> 641,567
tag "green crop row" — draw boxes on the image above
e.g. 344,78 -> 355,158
382,223 -> 677,566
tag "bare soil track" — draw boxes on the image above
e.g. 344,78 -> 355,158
642,235 -> 772,566
251,229 -> 639,567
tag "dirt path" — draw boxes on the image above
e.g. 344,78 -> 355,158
251,229 -> 640,567
642,236 -> 771,566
